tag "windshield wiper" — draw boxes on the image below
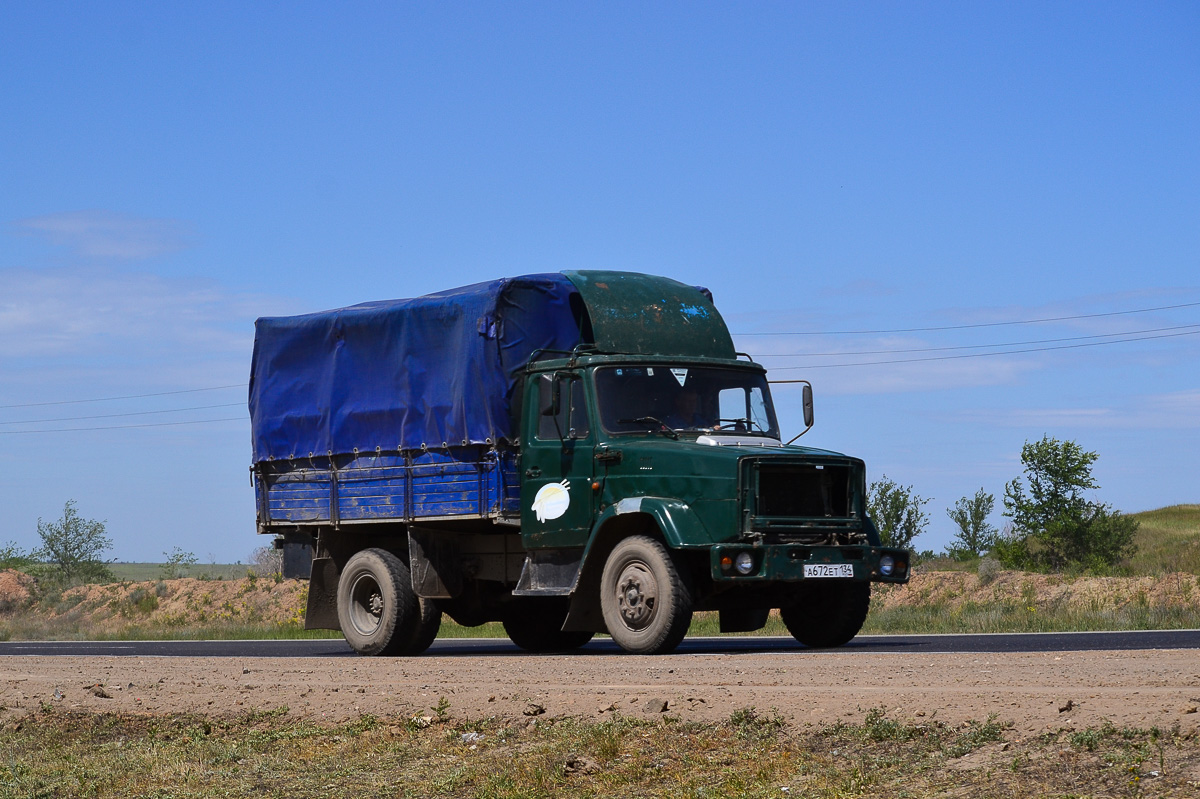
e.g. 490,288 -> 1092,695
617,416 -> 679,440
713,418 -> 765,433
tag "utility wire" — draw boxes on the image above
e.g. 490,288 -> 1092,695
3,300 -> 1197,412
734,300 -> 1200,336
755,323 -> 1200,358
0,416 -> 247,434
0,383 -> 246,410
0,402 -> 245,426
768,328 -> 1200,370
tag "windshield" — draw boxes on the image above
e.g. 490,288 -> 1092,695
594,365 -> 779,438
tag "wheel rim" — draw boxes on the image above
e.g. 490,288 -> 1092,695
347,572 -> 384,636
614,559 -> 658,630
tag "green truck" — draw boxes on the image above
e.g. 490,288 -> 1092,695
249,271 -> 910,655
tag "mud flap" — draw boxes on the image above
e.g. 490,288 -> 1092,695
304,556 -> 341,630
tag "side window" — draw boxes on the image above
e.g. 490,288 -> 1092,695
568,379 -> 590,439
537,376 -> 591,440
537,375 -> 562,440
749,387 -> 770,432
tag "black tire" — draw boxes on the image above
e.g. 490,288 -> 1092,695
391,597 -> 442,655
337,548 -> 424,656
780,582 -> 871,648
599,536 -> 693,655
502,598 -> 594,653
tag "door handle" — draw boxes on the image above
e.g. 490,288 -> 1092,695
595,448 -> 623,465
525,467 -> 542,478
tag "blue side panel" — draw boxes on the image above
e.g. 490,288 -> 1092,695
334,457 -> 410,520
256,447 -> 520,526
410,452 -> 486,518
263,470 -> 332,522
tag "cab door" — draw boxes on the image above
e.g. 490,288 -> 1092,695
520,372 -> 596,549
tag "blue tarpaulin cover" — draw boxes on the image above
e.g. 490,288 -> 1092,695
249,274 -> 584,463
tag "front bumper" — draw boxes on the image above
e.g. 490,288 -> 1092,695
709,544 -> 910,584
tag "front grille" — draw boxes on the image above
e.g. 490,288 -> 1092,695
757,464 -> 850,518
747,460 -> 863,545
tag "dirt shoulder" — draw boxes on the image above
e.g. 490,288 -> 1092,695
4,647 -> 1199,736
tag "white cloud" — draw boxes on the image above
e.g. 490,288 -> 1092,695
955,390 -> 1200,430
14,210 -> 192,259
0,266 -> 303,408
0,267 -> 268,358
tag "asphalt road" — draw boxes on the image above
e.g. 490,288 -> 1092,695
1,629 -> 1198,658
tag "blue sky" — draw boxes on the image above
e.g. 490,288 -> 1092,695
1,2 -> 1197,562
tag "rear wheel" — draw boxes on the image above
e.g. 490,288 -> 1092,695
392,596 -> 442,655
503,598 -> 594,652
599,536 -> 692,655
337,548 -> 434,656
780,582 -> 870,648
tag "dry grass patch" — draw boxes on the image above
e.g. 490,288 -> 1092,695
3,706 -> 1198,797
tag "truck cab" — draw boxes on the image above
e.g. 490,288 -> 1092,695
515,351 -> 906,654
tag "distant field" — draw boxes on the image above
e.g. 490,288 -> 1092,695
108,562 -> 250,581
1127,503 -> 1200,574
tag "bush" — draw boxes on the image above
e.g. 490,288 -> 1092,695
976,557 -> 1002,586
867,476 -> 930,551
250,546 -> 284,579
128,588 -> 159,615
0,541 -> 32,572
33,501 -> 114,586
946,489 -> 998,559
160,547 -> 198,580
1002,436 -> 1138,571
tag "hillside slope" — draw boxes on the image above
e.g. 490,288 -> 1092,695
1128,503 -> 1200,573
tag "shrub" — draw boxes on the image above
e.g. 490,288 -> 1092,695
868,477 -> 930,550
977,557 -> 1002,586
33,501 -> 114,586
1003,436 -> 1138,571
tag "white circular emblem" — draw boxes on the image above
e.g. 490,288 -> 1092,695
531,479 -> 571,522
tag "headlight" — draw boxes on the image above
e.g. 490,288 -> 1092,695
735,551 -> 755,575
879,555 -> 895,576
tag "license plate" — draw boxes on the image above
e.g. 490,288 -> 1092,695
804,563 -> 854,578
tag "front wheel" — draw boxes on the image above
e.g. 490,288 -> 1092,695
599,536 -> 693,655
337,548 -> 437,656
779,582 -> 870,648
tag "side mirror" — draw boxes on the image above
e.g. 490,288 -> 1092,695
785,380 -> 816,445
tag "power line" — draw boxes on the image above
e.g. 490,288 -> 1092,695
768,328 -> 1200,370
755,323 -> 1200,358
0,416 -> 247,434
734,300 -> 1200,336
0,383 -> 246,410
0,402 -> 245,426
3,300 -> 1197,412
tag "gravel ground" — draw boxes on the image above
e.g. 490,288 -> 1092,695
4,647 -> 1199,735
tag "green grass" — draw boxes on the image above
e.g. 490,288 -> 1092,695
108,562 -> 249,581
860,597 -> 1200,635
1128,504 -> 1200,574
1,707 -> 1195,798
